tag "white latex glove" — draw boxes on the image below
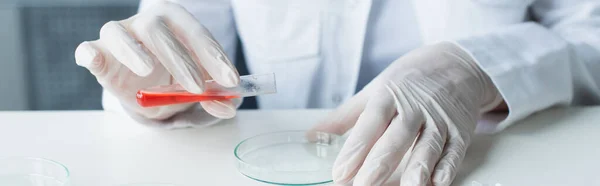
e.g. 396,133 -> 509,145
309,42 -> 503,185
75,1 -> 239,120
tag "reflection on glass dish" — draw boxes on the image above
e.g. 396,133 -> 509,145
235,131 -> 345,185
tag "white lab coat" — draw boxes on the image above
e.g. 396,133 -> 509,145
104,0 -> 600,131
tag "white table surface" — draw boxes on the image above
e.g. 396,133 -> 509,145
1,108 -> 599,186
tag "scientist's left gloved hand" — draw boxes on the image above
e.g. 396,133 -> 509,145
309,42 -> 503,185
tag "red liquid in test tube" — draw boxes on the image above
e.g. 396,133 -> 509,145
136,91 -> 240,107
135,73 -> 277,108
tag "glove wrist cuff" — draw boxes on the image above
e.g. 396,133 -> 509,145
444,41 -> 503,111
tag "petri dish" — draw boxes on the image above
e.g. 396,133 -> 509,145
234,131 -> 345,185
0,157 -> 70,186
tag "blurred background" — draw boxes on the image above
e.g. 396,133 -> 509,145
0,0 -> 255,111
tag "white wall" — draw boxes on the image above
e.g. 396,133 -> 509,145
0,4 -> 27,110
0,0 -> 139,110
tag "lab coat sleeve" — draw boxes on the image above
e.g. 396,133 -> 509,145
101,0 -> 241,128
456,0 -> 600,132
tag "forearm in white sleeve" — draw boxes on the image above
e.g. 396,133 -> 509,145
456,0 -> 600,132
102,0 -> 241,128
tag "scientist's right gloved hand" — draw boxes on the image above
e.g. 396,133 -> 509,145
309,42 -> 503,185
75,1 -> 239,120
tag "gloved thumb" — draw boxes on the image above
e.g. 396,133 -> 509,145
75,41 -> 105,76
200,98 -> 240,119
307,91 -> 369,139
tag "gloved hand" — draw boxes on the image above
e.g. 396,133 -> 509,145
75,1 -> 239,120
309,42 -> 503,185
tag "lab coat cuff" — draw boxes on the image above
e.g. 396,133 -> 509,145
453,22 -> 572,132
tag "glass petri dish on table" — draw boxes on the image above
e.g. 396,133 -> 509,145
234,131 -> 345,185
0,157 -> 70,186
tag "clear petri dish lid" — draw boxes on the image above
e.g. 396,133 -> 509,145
0,157 -> 70,186
234,131 -> 345,185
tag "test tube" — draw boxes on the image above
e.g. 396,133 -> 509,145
136,73 -> 276,107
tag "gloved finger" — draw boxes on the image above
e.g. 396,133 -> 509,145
128,15 -> 206,94
154,1 -> 239,88
400,114 -> 448,186
431,127 -> 470,186
75,40 -> 145,99
98,21 -> 155,77
353,115 -> 423,186
353,83 -> 425,186
331,88 -> 397,184
75,41 -> 128,88
307,90 -> 369,139
75,41 -> 106,76
200,99 -> 237,119
308,69 -> 394,138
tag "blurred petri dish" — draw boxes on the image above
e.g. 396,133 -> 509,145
234,131 -> 345,185
0,157 -> 70,186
